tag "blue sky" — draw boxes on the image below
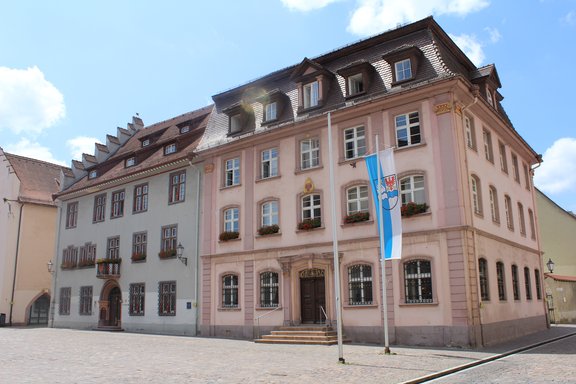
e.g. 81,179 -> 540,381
1,0 -> 575,211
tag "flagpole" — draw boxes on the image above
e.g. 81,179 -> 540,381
327,112 -> 345,363
376,135 -> 391,354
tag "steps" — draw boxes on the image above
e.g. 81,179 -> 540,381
255,325 -> 346,345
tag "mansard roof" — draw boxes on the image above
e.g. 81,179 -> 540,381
2,152 -> 68,206
55,105 -> 212,198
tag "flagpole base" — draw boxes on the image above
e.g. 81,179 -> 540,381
384,346 -> 391,355
338,357 -> 346,364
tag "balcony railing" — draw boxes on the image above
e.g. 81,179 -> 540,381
96,258 -> 122,278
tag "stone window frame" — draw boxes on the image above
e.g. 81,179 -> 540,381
400,257 -> 437,305
524,266 -> 533,301
129,282 -> 145,316
257,198 -> 280,230
470,174 -> 483,217
488,185 -> 500,224
342,181 -> 371,217
221,205 -> 241,235
464,114 -> 477,151
399,171 -> 428,208
295,133 -> 322,173
496,261 -> 507,301
344,262 -> 375,306
158,280 -> 176,316
65,201 -> 78,229
93,193 -> 106,223
59,287 -> 71,316
133,183 -> 149,213
110,189 -> 125,219
257,270 -> 281,309
478,258 -> 490,301
222,154 -> 242,188
79,286 -> 93,316
511,264 -> 520,301
220,272 -> 241,310
168,170 -> 186,204
382,46 -> 423,86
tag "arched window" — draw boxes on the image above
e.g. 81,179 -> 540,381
511,265 -> 520,300
489,186 -> 499,223
528,209 -> 536,240
348,264 -> 373,305
400,175 -> 425,205
261,200 -> 279,227
478,258 -> 489,301
504,195 -> 514,230
524,267 -> 532,300
518,203 -> 526,236
404,260 -> 433,303
223,207 -> 239,233
222,274 -> 239,308
534,269 -> 542,300
260,272 -> 279,308
470,175 -> 482,215
496,262 -> 506,301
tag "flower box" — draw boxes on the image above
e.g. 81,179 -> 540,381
258,224 -> 280,236
158,249 -> 177,259
77,259 -> 95,268
344,211 -> 370,224
298,218 -> 321,230
131,252 -> 147,262
60,261 -> 77,270
96,258 -> 122,264
219,231 -> 240,241
401,202 -> 428,217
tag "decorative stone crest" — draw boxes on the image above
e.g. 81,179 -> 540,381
434,102 -> 452,115
205,163 -> 214,173
299,268 -> 324,278
303,177 -> 315,194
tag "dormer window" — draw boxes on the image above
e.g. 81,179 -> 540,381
337,60 -> 374,99
230,114 -> 243,134
88,170 -> 97,179
223,102 -> 254,136
180,126 -> 190,134
303,81 -> 319,109
291,58 -> 334,113
142,139 -> 150,147
125,157 -> 136,167
486,86 -> 494,106
265,102 -> 277,122
383,46 -> 423,86
164,143 -> 177,155
256,89 -> 288,126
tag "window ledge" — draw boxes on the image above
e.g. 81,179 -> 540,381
168,200 -> 185,206
132,210 -> 148,215
338,157 -> 365,167
255,306 -> 282,311
294,165 -> 324,175
394,142 -> 427,152
343,303 -> 378,309
345,91 -> 367,100
474,212 -> 484,219
402,211 -> 431,219
298,104 -> 323,114
256,175 -> 281,183
341,219 -> 374,228
399,301 -> 439,307
220,184 -> 242,191
296,226 -> 325,233
255,232 -> 282,239
218,238 -> 242,244
391,77 -> 415,87
218,307 -> 241,312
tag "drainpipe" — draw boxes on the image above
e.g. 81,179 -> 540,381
49,200 -> 64,328
6,198 -> 23,326
188,160 -> 203,336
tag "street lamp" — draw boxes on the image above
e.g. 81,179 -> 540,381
47,260 -> 54,274
546,258 -> 555,274
176,243 -> 187,266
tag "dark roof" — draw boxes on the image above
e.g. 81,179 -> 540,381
545,273 -> 576,282
3,153 -> 68,205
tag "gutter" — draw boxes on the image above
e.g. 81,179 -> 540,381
7,199 -> 23,326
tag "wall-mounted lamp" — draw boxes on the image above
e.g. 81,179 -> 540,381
546,258 -> 555,274
177,243 -> 187,266
47,260 -> 54,274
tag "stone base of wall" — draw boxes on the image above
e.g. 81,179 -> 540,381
53,320 -> 198,336
481,315 -> 547,346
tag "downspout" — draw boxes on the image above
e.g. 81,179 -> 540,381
189,160 -> 202,336
8,200 -> 23,326
50,200 -> 64,328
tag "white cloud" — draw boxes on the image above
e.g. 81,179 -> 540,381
534,138 -> 576,194
484,26 -> 501,43
450,33 -> 485,66
0,66 -> 65,134
561,11 -> 576,25
280,0 -> 340,12
4,139 -> 67,166
66,136 -> 101,161
347,0 -> 490,36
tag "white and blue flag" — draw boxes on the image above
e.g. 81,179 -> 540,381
364,148 -> 402,260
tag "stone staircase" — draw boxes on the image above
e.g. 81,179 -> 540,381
255,325 -> 345,345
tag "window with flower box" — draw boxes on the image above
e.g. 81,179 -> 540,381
59,287 -> 71,315
345,185 -> 369,223
158,281 -> 176,316
132,232 -> 147,262
78,243 -> 96,268
169,170 -> 186,204
79,286 -> 93,315
129,283 -> 145,316
300,194 -> 321,230
160,225 -> 177,258
61,245 -> 78,269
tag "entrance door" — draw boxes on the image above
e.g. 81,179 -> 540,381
300,277 -> 326,323
28,294 -> 50,325
108,287 -> 122,327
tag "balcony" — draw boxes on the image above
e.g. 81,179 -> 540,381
96,258 -> 122,279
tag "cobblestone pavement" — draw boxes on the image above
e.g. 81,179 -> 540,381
1,325 -> 575,384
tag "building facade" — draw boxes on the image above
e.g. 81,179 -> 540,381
51,108 -> 210,334
0,149 -> 65,326
194,17 -> 546,347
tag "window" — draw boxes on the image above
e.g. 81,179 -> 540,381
79,243 -> 96,267
180,125 -> 190,134
230,114 -> 242,134
486,88 -> 494,106
483,129 -> 494,162
161,225 -> 177,252
222,274 -> 239,308
158,281 -> 176,316
528,209 -> 536,240
523,163 -> 531,190
346,185 -> 369,215
524,267 -> 532,300
303,81 -> 319,109
302,194 -> 321,221
142,139 -> 150,147
400,175 -> 425,205
261,201 -> 279,227
261,148 -> 278,179
534,269 -> 542,300
169,170 -> 186,203
260,272 -> 279,308
222,208 -> 240,233
489,186 -> 499,223
125,157 -> 136,167
499,141 -> 508,173
224,158 -> 240,187
66,202 -> 78,229
133,183 -> 148,213
61,245 -> 78,269
129,283 -> 145,316
478,258 -> 489,301
59,287 -> 71,315
300,138 -> 320,170
511,265 -> 520,300
79,286 -> 93,316
404,260 -> 433,303
348,264 -> 373,305
395,112 -> 421,148
132,232 -> 147,259
111,190 -> 125,218
511,154 -> 520,183
264,102 -> 277,122
347,73 -> 364,96
471,175 -> 483,215
107,236 -> 120,259
464,115 -> 476,150
395,59 -> 412,81
344,126 -> 366,160
504,195 -> 514,230
496,262 -> 506,301
164,143 -> 177,155
518,203 -> 526,236
93,193 -> 106,223
88,170 -> 97,179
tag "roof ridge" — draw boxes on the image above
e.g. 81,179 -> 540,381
5,152 -> 69,170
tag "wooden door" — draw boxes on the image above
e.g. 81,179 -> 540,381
108,287 -> 122,326
300,277 -> 325,323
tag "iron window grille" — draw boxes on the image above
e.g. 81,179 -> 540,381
348,264 -> 373,305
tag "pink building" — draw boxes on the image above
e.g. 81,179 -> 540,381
194,17 -> 546,347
